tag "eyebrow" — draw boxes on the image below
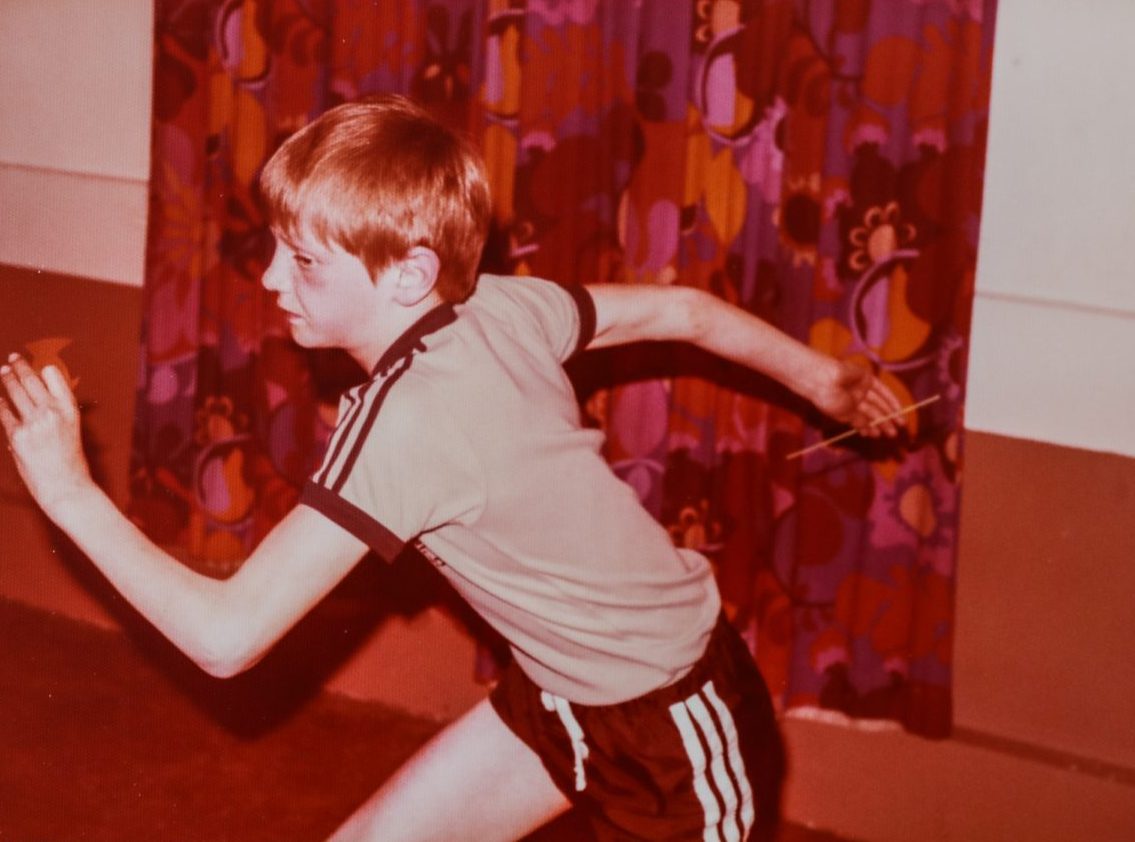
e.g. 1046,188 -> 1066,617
272,229 -> 306,254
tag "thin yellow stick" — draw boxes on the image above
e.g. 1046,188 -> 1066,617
786,393 -> 942,461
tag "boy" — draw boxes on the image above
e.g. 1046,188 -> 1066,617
0,95 -> 903,841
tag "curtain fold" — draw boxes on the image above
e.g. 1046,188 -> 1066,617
132,0 -> 997,736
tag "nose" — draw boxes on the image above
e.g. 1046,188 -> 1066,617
261,241 -> 288,293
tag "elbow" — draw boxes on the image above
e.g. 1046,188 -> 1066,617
195,632 -> 260,680
677,286 -> 712,345
200,654 -> 252,680
188,593 -> 271,679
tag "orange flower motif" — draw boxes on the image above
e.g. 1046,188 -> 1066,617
847,201 -> 916,272
694,0 -> 743,47
773,173 -> 822,267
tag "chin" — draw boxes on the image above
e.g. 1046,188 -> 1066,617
290,330 -> 340,352
287,325 -> 319,347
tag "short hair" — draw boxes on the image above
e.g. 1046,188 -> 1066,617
259,95 -> 491,302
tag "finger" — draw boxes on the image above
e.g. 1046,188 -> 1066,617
7,354 -> 52,406
41,365 -> 78,410
839,390 -> 883,435
874,416 -> 899,437
871,379 -> 905,418
0,361 -> 34,417
864,391 -> 901,435
0,396 -> 17,439
858,384 -> 901,434
858,414 -> 884,437
2,355 -> 48,417
847,395 -> 900,438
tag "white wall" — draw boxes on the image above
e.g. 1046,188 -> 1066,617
968,0 -> 1135,457
0,0 -> 152,286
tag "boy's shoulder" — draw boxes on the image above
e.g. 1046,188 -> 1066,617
466,272 -> 554,306
464,273 -> 594,361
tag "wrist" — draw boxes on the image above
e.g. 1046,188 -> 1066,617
790,348 -> 840,406
41,477 -> 103,526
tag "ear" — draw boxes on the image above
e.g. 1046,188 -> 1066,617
389,246 -> 441,306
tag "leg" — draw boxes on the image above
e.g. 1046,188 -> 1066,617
328,697 -> 572,842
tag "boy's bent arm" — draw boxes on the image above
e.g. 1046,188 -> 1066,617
53,491 -> 368,677
585,284 -> 904,435
1,355 -> 368,678
587,284 -> 816,383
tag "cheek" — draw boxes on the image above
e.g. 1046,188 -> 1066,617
296,283 -> 346,327
292,275 -> 324,308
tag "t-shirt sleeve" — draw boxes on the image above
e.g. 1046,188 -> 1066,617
299,383 -> 484,562
473,274 -> 596,362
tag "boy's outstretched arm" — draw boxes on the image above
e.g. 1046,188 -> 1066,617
0,354 -> 369,678
585,284 -> 905,436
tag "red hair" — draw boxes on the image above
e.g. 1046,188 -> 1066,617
260,95 -> 490,302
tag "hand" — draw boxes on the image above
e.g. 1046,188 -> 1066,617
809,358 -> 905,438
0,353 -> 94,515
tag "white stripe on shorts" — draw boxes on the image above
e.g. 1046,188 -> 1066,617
669,679 -> 753,842
540,690 -> 590,791
703,680 -> 755,833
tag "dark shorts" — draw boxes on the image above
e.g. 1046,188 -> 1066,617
489,615 -> 786,841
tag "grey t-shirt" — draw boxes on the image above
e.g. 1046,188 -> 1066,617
301,274 -> 720,705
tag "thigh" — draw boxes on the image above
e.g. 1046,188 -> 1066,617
327,697 -> 572,842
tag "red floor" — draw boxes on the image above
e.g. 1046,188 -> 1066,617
0,598 -> 848,841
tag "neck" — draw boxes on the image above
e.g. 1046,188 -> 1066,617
350,293 -> 447,373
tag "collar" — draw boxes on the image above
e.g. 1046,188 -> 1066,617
370,302 -> 457,377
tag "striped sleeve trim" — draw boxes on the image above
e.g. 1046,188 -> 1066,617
313,355 -> 413,493
300,481 -> 405,562
313,385 -> 368,488
565,284 -> 597,357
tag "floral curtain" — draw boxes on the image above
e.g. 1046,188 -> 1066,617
132,0 -> 997,737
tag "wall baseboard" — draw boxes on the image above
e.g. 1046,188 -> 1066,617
950,725 -> 1135,789
783,715 -> 1135,842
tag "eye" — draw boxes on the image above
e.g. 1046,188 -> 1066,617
293,253 -> 314,268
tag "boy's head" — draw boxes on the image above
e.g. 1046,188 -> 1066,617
260,95 -> 491,303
